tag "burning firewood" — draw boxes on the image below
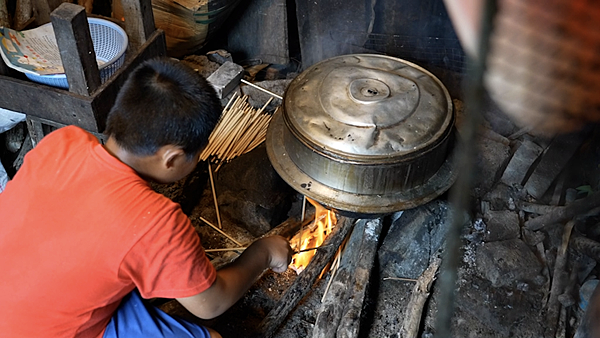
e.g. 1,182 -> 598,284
257,216 -> 356,338
289,197 -> 337,274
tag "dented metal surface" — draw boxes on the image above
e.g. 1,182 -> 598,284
266,54 -> 458,215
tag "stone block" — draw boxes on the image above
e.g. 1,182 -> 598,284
482,210 -> 520,242
524,131 -> 587,199
378,199 -> 468,279
475,239 -> 543,287
474,134 -> 511,198
207,61 -> 244,99
215,144 -> 295,236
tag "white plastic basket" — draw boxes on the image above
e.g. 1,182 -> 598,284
25,18 -> 128,89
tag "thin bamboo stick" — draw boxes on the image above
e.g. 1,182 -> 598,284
199,216 -> 243,247
208,162 -> 222,229
241,79 -> 283,100
321,250 -> 341,302
205,247 -> 247,252
299,196 -> 306,251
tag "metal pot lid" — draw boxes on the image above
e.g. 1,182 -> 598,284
284,54 -> 453,159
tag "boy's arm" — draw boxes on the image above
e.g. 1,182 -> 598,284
176,235 -> 292,319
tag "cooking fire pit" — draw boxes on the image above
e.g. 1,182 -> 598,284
266,54 -> 458,215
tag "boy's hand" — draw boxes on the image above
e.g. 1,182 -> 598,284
256,236 -> 293,273
177,235 -> 293,319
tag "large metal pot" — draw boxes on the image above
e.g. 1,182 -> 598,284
266,54 -> 457,215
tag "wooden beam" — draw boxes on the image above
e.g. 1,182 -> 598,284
0,78 -> 97,130
120,0 -> 156,51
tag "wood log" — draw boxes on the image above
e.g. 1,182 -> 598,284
312,219 -> 382,338
257,216 -> 357,338
312,218 -> 369,338
332,219 -> 383,338
525,192 -> 600,230
571,235 -> 600,262
545,220 -> 575,338
524,131 -> 588,199
258,209 -> 316,240
399,255 -> 442,338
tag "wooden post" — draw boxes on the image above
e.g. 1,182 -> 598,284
257,216 -> 357,338
14,0 -> 34,30
0,0 -> 10,27
120,0 -> 156,51
51,3 -> 102,95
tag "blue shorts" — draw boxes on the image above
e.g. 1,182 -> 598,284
103,290 -> 210,338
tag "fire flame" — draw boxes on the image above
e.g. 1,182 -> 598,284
290,197 -> 337,273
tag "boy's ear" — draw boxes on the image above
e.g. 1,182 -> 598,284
161,145 -> 186,169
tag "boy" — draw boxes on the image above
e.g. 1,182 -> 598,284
0,57 -> 293,338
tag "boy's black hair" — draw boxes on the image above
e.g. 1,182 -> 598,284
104,57 -> 221,159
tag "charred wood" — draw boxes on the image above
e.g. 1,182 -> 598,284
257,216 -> 357,338
525,192 -> 600,230
312,218 -> 383,338
545,220 -> 575,338
336,219 -> 383,338
399,255 -> 442,338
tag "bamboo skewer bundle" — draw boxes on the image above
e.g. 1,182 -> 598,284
200,93 -> 277,167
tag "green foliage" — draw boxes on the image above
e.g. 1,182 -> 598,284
576,185 -> 593,196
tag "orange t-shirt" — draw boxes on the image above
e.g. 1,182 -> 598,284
0,126 -> 216,338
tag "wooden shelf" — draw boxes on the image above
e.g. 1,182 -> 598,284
0,0 -> 167,144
